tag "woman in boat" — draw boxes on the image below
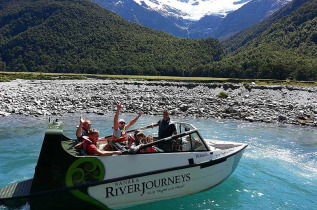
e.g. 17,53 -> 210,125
112,103 -> 142,145
75,129 -> 122,156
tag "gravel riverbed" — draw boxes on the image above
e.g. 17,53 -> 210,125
0,79 -> 316,126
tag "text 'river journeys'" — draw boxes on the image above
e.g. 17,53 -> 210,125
105,173 -> 191,198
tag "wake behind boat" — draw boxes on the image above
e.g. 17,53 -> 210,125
0,119 -> 247,209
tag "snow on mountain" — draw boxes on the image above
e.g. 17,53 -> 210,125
93,0 -> 294,39
133,0 -> 252,20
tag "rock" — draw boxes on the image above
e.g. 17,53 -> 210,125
245,116 -> 254,122
0,111 -> 10,116
180,104 -> 189,112
278,115 -> 287,122
0,79 -> 316,126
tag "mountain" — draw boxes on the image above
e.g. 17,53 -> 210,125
222,0 -> 310,52
1,0 -> 315,80
191,0 -> 317,80
209,0 -> 293,40
130,0 -> 251,20
93,0 -> 291,39
0,0 -> 222,75
92,0 -> 190,37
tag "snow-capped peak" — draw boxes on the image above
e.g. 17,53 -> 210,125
133,0 -> 252,20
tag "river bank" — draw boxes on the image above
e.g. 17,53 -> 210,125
0,79 -> 316,126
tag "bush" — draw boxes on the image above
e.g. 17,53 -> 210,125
217,91 -> 228,98
0,75 -> 12,82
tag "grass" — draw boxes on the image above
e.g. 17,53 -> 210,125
0,71 -> 316,87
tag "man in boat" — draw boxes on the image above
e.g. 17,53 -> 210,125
76,116 -> 91,142
112,103 -> 143,145
75,129 -> 122,156
158,110 -> 177,139
157,110 -> 177,151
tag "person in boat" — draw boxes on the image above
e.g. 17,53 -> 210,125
156,110 -> 177,151
158,110 -> 177,139
112,103 -> 143,145
75,129 -> 122,156
144,135 -> 156,153
128,130 -> 145,153
76,116 -> 91,142
128,131 -> 156,153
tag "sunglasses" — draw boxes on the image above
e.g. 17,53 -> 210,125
119,122 -> 125,124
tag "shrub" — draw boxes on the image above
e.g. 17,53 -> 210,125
217,91 -> 228,98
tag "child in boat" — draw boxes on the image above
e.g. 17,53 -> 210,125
143,135 -> 156,153
75,129 -> 122,156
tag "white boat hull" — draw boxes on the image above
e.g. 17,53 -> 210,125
88,143 -> 246,209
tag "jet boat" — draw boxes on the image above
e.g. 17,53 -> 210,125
0,119 -> 247,209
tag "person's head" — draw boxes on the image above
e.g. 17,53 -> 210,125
135,130 -> 145,142
118,119 -> 125,129
82,120 -> 91,131
88,129 -> 99,143
163,110 -> 169,121
147,135 -> 153,143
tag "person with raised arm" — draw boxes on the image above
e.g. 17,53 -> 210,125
112,103 -> 143,145
76,116 -> 91,142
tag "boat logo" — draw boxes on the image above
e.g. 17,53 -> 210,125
105,173 -> 191,198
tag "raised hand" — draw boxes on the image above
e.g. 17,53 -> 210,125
116,103 -> 122,110
80,116 -> 85,124
138,111 -> 143,117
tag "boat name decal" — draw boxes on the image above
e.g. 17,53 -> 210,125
214,148 -> 235,158
105,173 -> 191,198
196,153 -> 209,158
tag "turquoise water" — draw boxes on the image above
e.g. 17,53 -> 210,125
0,114 -> 316,209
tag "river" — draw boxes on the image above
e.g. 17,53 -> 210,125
0,114 -> 316,209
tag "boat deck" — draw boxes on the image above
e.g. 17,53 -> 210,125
0,179 -> 32,200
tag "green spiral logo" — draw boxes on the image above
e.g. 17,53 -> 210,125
66,158 -> 105,186
65,158 -> 106,209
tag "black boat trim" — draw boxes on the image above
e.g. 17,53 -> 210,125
0,145 -> 247,201
200,157 -> 227,169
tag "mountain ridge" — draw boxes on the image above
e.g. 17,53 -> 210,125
0,0 -> 316,80
0,0 -> 222,75
194,0 -> 317,80
93,0 -> 292,39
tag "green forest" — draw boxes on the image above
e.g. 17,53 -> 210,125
0,0 -> 316,80
209,0 -> 317,80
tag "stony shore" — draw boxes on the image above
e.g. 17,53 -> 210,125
0,79 -> 316,126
